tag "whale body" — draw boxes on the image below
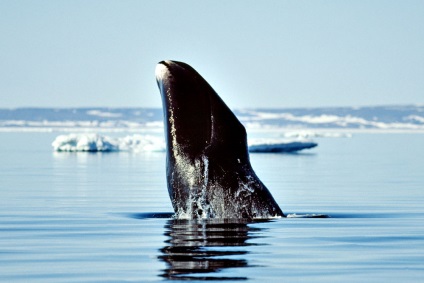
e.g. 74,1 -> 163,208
155,60 -> 284,219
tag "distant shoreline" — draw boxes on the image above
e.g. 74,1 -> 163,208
1,127 -> 424,134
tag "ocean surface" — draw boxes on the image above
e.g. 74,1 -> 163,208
1,131 -> 424,282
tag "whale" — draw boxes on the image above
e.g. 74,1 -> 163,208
155,60 -> 284,219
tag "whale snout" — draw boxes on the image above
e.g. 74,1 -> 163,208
155,60 -> 197,82
155,61 -> 172,83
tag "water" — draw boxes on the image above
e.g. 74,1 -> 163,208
1,132 -> 424,282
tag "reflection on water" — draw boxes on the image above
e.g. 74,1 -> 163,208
159,219 -> 267,281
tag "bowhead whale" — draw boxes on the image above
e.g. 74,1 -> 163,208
155,60 -> 284,219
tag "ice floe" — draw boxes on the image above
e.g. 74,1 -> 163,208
52,134 -> 317,153
52,134 -> 165,152
248,138 -> 317,153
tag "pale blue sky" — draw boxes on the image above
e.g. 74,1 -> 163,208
1,1 -> 423,109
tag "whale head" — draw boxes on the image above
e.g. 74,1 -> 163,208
156,60 -> 248,162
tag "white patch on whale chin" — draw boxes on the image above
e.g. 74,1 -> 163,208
155,63 -> 169,82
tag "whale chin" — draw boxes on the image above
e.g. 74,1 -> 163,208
156,60 -> 284,219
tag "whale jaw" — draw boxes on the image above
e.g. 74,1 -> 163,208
156,60 -> 284,219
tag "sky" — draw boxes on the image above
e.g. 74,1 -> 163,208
1,1 -> 423,109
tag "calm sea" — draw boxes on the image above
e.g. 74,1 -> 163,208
1,132 -> 423,282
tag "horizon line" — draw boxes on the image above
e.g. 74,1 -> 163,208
1,103 -> 423,111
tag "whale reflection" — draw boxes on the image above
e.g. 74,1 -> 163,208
158,219 -> 268,281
